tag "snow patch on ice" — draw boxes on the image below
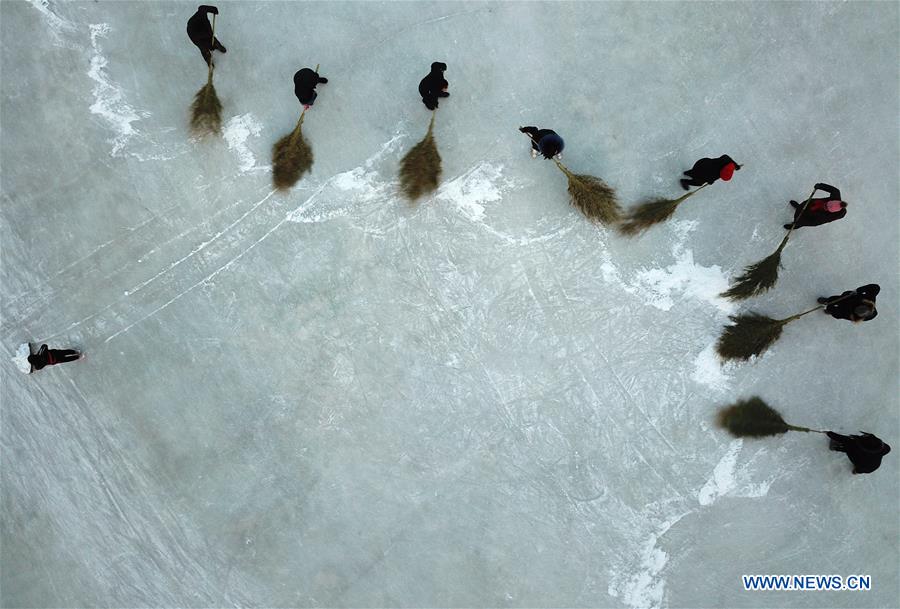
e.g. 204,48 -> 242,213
224,114 -> 264,173
88,23 -> 146,157
595,222 -> 734,315
632,248 -> 733,312
608,513 -> 689,609
287,135 -> 403,224
691,343 -> 732,392
436,162 -> 511,222
698,440 -> 772,506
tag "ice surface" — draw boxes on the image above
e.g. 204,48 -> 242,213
2,1 -> 898,607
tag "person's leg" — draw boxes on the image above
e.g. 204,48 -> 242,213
52,349 -> 81,363
827,432 -> 849,452
213,37 -> 226,52
201,47 -> 212,66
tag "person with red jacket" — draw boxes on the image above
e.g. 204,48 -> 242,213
680,155 -> 741,190
784,182 -> 847,229
826,432 -> 891,474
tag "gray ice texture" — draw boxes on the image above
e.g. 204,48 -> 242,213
1,1 -> 898,607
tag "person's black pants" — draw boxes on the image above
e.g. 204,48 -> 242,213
49,349 -> 80,364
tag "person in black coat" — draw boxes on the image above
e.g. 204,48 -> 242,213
680,155 -> 741,190
519,126 -> 564,160
784,182 -> 847,229
418,62 -> 449,110
293,68 -> 328,108
187,5 -> 226,67
27,344 -> 82,373
817,284 -> 879,322
827,432 -> 891,474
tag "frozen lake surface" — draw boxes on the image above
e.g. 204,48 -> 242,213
2,1 -> 897,607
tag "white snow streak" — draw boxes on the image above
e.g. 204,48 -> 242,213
26,0 -> 76,43
608,513 -> 689,609
287,135 -> 402,224
87,23 -> 144,157
698,440 -> 772,506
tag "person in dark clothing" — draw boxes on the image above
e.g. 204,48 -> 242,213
187,5 -> 226,67
817,284 -> 879,322
519,126 -> 564,160
27,344 -> 82,373
827,432 -> 891,474
418,62 -> 449,110
293,68 -> 328,108
784,182 -> 847,229
680,155 -> 741,190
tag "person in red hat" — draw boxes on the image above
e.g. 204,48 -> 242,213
826,432 -> 891,474
680,155 -> 741,190
784,182 -> 847,229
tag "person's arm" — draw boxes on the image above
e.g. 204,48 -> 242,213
200,5 -> 219,14
856,284 -> 880,298
814,182 -> 841,200
318,74 -> 328,84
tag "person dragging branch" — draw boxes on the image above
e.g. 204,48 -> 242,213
418,62 -> 449,110
680,155 -> 741,190
519,126 -> 564,160
784,182 -> 847,229
187,5 -> 226,67
294,67 -> 328,110
817,284 -> 880,322
827,432 -> 891,474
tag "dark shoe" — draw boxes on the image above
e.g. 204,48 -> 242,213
789,200 -> 799,208
783,224 -> 794,230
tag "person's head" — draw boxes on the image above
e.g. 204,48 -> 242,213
431,62 -> 447,74
825,200 -> 847,213
853,301 -> 876,321
859,433 -> 885,452
720,159 -> 741,181
538,133 -> 564,159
